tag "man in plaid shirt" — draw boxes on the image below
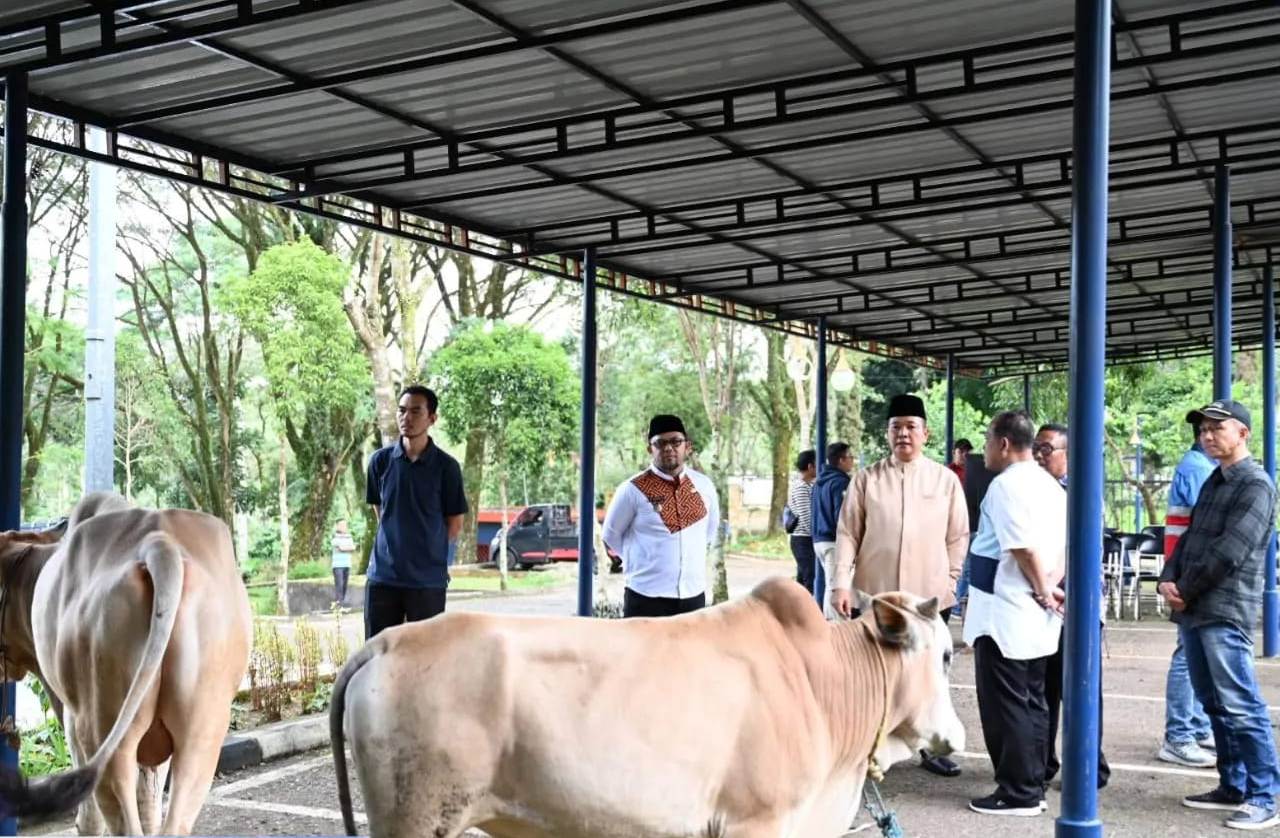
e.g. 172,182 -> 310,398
1159,399 -> 1280,831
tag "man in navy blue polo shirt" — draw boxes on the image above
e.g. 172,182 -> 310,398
365,385 -> 468,639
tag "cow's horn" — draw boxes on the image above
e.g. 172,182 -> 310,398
916,597 -> 939,621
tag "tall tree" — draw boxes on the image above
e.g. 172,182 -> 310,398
677,310 -> 747,603
225,240 -> 374,566
748,332 -> 797,535
429,321 -> 577,566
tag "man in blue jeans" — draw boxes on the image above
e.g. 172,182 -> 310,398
1159,418 -> 1219,768
1159,399 -> 1280,830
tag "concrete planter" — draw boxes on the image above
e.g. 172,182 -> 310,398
285,577 -> 363,615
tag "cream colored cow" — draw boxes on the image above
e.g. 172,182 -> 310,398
0,492 -> 251,835
332,578 -> 963,838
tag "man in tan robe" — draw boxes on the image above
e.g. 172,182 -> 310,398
830,393 -> 969,777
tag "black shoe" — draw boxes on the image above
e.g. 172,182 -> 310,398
968,793 -> 1042,817
920,751 -> 961,778
1184,787 -> 1247,811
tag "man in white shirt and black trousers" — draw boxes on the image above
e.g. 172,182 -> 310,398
964,410 -> 1067,817
603,414 -> 721,618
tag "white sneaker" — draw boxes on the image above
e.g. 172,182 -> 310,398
1199,735 -> 1218,753
1159,740 -> 1217,768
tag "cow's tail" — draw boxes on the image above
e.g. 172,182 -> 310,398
331,638 -> 379,836
0,531 -> 183,820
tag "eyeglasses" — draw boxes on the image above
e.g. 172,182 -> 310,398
651,437 -> 688,450
1032,442 -> 1066,456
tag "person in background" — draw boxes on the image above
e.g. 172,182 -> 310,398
365,385 -> 468,639
1159,400 -> 1280,830
331,518 -> 356,606
948,438 -> 973,485
1157,414 -> 1219,768
1033,423 -> 1110,791
603,414 -> 720,618
810,441 -> 854,617
965,411 -> 1065,817
787,449 -> 818,594
830,393 -> 968,778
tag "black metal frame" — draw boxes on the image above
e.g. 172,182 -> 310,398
0,0 -> 1275,374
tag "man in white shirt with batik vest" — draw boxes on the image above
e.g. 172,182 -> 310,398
964,410 -> 1067,817
603,414 -> 721,618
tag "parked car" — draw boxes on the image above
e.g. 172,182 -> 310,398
487,504 -> 621,573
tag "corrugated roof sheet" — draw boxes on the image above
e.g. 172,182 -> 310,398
0,0 -> 1276,373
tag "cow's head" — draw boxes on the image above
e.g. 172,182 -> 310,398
0,524 -> 67,680
856,590 -> 965,768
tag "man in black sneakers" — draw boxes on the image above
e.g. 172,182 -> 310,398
962,412 -> 1066,817
1160,400 -> 1280,831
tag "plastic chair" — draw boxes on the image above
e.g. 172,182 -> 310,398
1128,533 -> 1165,620
1101,533 -> 1124,621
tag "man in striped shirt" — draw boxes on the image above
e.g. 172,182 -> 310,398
786,449 -> 817,594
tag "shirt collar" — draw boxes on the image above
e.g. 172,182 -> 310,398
1219,455 -> 1253,482
647,464 -> 684,483
393,437 -> 433,460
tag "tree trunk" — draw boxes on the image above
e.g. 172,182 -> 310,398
457,426 -> 487,567
350,444 -> 377,575
276,445 -> 290,615
290,459 -> 343,567
764,332 -> 793,536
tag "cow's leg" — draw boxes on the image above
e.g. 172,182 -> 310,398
94,750 -> 145,836
137,760 -> 170,835
158,709 -> 230,836
64,710 -> 107,836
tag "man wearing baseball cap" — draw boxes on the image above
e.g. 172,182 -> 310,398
1159,399 -> 1280,830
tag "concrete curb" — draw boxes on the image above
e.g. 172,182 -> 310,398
217,713 -> 330,774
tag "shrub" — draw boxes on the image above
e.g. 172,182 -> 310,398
288,560 -> 328,581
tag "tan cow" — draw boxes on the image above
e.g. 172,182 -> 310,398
331,577 -> 963,838
0,492 -> 251,835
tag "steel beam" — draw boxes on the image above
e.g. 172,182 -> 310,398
814,316 -> 828,606
1057,0 -> 1108,833
1264,263 -> 1278,657
578,249 -> 597,617
945,354 -> 956,465
1214,165 -> 1233,400
0,70 -> 28,838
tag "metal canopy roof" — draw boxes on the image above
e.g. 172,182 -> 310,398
1,0 -> 1278,374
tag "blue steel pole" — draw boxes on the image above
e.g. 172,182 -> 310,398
577,248 -> 596,617
0,71 -> 28,838
1057,0 -> 1108,834
945,354 -> 955,462
1264,264 -> 1278,657
813,316 -> 828,604
1213,164 -> 1232,402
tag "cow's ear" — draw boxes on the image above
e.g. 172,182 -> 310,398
871,597 -> 912,648
852,588 -> 875,615
915,597 -> 939,622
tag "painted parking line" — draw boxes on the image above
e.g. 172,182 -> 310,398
951,751 -> 1215,779
204,797 -> 366,825
1106,653 -> 1280,668
950,683 -> 1280,713
212,754 -> 333,798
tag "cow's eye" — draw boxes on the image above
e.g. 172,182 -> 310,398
942,650 -> 953,671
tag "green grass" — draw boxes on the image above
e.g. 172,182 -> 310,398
451,568 -> 569,592
727,530 -> 792,560
248,584 -> 279,616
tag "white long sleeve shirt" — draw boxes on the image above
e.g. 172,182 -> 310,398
602,465 -> 720,599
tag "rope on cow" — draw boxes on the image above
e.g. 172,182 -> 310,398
859,621 -> 904,838
860,780 -> 905,838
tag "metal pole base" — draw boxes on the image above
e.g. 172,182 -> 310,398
1056,816 -> 1103,837
1264,590 -> 1280,657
